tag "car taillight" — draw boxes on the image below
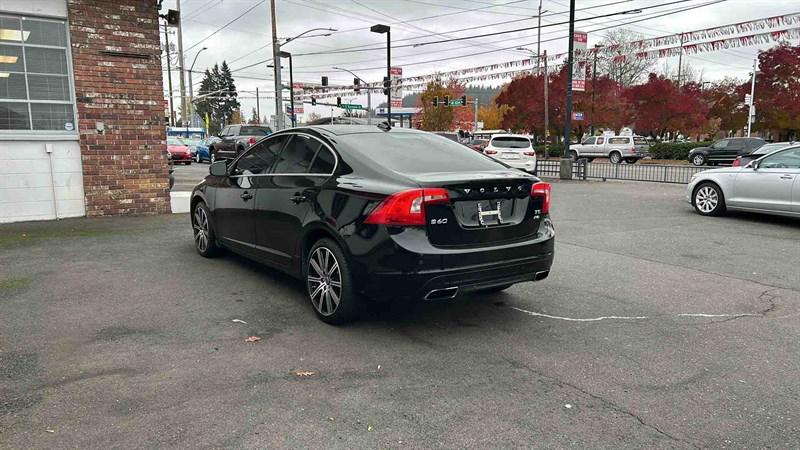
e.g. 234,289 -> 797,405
485,149 -> 497,155
364,188 -> 449,226
732,156 -> 741,167
248,137 -> 256,145
531,182 -> 551,214
523,151 -> 536,157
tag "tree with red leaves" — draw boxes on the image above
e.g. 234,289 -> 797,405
624,73 -> 709,138
702,77 -> 748,137
752,44 -> 800,139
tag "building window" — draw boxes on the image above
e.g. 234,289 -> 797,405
0,15 -> 75,132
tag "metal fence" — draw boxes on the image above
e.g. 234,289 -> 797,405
537,159 -> 710,184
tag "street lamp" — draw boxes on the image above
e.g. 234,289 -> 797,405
333,66 -> 372,125
272,27 -> 337,131
278,50 -> 296,127
187,46 -> 207,129
370,24 -> 391,128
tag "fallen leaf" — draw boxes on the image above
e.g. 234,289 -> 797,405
46,429 -> 55,433
245,336 -> 261,343
232,319 -> 247,324
295,370 -> 316,377
368,425 -> 373,432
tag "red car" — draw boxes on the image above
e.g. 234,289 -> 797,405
167,137 -> 192,165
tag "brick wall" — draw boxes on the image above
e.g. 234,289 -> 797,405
68,0 -> 170,216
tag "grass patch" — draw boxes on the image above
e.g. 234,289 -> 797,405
0,277 -> 31,291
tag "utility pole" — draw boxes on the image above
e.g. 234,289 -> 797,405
367,89 -> 372,125
175,0 -> 187,126
747,58 -> 757,137
256,87 -> 260,123
163,20 -> 175,127
474,97 -> 479,133
591,46 -> 600,136
543,50 -> 549,159
270,0 -> 284,130
563,0 -> 576,161
676,34 -> 685,87
536,0 -> 543,74
285,52 -> 295,127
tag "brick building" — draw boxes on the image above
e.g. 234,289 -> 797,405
0,0 -> 170,223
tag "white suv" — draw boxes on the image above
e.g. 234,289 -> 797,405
483,134 -> 537,173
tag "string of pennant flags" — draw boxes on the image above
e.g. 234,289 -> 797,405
300,13 -> 800,101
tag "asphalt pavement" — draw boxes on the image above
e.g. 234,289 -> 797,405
2,180 -> 799,448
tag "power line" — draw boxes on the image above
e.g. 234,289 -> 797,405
183,0 -> 265,54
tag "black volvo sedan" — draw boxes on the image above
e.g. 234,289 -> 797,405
190,125 -> 554,324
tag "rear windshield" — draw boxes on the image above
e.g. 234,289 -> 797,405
634,137 -> 648,145
339,132 -> 508,173
490,137 -> 531,148
608,137 -> 630,145
240,126 -> 272,136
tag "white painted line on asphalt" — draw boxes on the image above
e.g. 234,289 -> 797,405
511,307 -> 762,322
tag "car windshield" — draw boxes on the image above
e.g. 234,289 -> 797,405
240,126 -> 272,136
752,143 -> 791,155
491,137 -> 531,148
167,138 -> 185,146
339,132 -> 509,173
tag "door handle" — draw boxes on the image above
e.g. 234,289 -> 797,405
240,191 -> 253,200
780,175 -> 794,180
290,194 -> 307,204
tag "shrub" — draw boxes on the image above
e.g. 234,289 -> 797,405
534,144 -> 564,158
648,141 -> 712,160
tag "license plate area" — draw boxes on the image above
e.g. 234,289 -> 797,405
454,199 -> 520,228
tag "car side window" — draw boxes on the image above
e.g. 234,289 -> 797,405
232,135 -> 288,188
272,135 -> 321,174
220,126 -> 229,137
712,140 -> 729,149
581,137 -> 595,145
229,125 -> 240,136
597,137 -> 605,145
728,140 -> 745,150
309,147 -> 336,174
759,149 -> 800,169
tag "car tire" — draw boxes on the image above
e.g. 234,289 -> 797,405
625,158 -> 638,164
691,154 -> 706,166
609,151 -> 622,164
478,284 -> 513,294
306,238 -> 360,325
693,182 -> 726,217
569,150 -> 578,161
192,202 -> 222,257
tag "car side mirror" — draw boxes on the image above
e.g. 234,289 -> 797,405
746,160 -> 758,170
210,160 -> 228,177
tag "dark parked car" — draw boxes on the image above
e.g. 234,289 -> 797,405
209,124 -> 272,162
733,141 -> 797,167
688,137 -> 765,166
190,126 -> 555,324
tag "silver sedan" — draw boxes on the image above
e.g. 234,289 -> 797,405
687,144 -> 800,218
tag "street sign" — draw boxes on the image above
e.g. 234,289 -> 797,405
292,83 -> 304,114
572,111 -> 584,121
448,100 -> 462,107
744,94 -> 752,105
572,31 -> 587,92
340,104 -> 363,110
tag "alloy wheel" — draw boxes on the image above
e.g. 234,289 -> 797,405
193,207 -> 210,253
695,186 -> 718,213
610,152 -> 622,164
693,155 -> 705,166
307,247 -> 342,317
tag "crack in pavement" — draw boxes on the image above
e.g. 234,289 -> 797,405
510,307 -> 765,323
504,357 -> 700,449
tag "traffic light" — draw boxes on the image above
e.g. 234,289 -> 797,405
460,95 -> 467,106
321,76 -> 328,87
383,76 -> 391,96
354,78 -> 361,93
432,96 -> 439,107
311,97 -> 316,106
444,95 -> 450,106
336,96 -> 342,107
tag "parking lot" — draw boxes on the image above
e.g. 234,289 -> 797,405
2,179 -> 799,448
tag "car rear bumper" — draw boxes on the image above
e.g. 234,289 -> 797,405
349,217 -> 555,301
499,159 -> 537,172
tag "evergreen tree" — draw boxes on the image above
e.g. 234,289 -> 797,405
248,107 -> 259,124
219,61 -> 240,125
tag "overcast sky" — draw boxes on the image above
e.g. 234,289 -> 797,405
161,0 -> 800,123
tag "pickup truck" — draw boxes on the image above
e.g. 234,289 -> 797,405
208,124 -> 272,162
569,135 -> 651,164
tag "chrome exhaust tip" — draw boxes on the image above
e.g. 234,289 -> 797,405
534,270 -> 550,281
424,287 -> 459,300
